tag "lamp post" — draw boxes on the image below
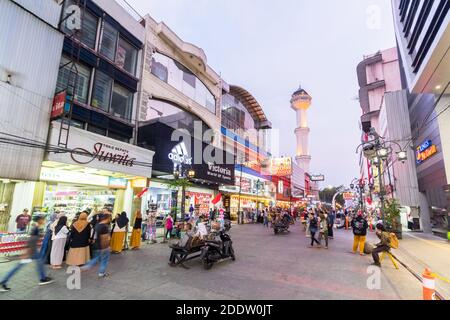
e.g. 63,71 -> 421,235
237,162 -> 243,224
356,127 -> 408,223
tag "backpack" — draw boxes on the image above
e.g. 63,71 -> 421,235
389,233 -> 399,249
310,217 -> 318,228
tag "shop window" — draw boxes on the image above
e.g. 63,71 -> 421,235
87,124 -> 107,136
55,56 -> 91,104
111,84 -> 133,120
151,54 -> 169,82
100,22 -> 118,61
91,71 -> 113,112
62,0 -> 98,49
116,37 -> 137,75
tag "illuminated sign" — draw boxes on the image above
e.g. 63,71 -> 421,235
269,157 -> 292,176
310,174 -> 325,182
108,177 -> 128,189
131,178 -> 148,188
343,192 -> 355,200
416,140 -> 437,164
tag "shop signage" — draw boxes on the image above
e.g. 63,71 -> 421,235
47,122 -> 154,177
310,174 -> 325,182
51,91 -> 67,119
416,140 -> 437,164
269,157 -> 292,176
108,177 -> 127,189
168,142 -> 192,165
343,192 -> 355,200
40,167 -> 110,187
131,178 -> 148,188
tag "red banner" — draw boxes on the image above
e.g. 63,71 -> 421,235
51,91 -> 66,119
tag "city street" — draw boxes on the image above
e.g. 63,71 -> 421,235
0,223 -> 424,300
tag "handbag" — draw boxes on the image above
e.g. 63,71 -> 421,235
64,231 -> 72,251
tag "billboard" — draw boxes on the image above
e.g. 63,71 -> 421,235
268,157 -> 292,176
310,174 -> 325,182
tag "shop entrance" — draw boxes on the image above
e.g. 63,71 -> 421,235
42,183 -> 117,223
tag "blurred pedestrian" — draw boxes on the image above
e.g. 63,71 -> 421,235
111,212 -> 129,253
0,215 -> 53,292
352,211 -> 369,255
146,210 -> 157,243
129,210 -> 143,250
39,212 -> 57,261
328,210 -> 335,239
308,212 -> 321,248
319,211 -> 329,249
162,213 -> 174,243
50,216 -> 69,269
66,212 -> 91,266
81,214 -> 112,278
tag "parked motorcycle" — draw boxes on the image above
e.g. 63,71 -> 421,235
272,215 -> 292,235
201,230 -> 235,270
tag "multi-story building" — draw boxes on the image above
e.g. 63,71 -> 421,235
392,0 -> 449,237
0,0 -> 65,231
38,0 -> 155,227
357,47 -> 424,230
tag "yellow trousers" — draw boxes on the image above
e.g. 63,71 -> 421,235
352,235 -> 366,254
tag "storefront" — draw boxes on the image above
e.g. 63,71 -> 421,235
220,166 -> 274,221
32,121 -> 155,225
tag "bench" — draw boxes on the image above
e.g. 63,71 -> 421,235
168,237 -> 205,269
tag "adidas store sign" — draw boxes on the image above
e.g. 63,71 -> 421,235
168,142 -> 192,165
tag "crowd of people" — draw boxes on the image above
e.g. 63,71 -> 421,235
0,207 -> 147,292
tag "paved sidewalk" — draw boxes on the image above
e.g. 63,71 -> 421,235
392,231 -> 450,299
0,223 -> 423,300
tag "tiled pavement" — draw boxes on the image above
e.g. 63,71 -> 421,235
0,223 -> 423,300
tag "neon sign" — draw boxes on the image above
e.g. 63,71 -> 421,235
416,140 -> 437,164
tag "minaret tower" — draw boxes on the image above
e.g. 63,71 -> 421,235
291,86 -> 312,173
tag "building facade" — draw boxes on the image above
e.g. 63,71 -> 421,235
0,0 -> 65,231
392,0 -> 450,237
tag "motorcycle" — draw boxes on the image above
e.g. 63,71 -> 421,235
272,215 -> 292,235
201,230 -> 236,270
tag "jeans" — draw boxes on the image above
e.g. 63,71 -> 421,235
263,217 -> 269,228
164,228 -> 173,240
39,230 -> 52,260
372,245 -> 390,264
1,253 -> 46,285
83,249 -> 110,275
310,230 -> 320,246
352,235 -> 366,254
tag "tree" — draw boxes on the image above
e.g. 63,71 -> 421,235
319,186 -> 345,207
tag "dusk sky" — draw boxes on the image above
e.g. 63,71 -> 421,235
128,0 -> 397,187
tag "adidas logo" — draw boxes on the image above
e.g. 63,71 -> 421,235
168,142 -> 192,165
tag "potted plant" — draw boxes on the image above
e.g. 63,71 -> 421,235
383,198 -> 402,239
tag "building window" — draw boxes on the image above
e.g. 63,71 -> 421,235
111,84 -> 133,120
87,124 -> 107,136
150,52 -> 216,114
108,131 -> 130,143
55,56 -> 91,104
116,37 -> 137,74
91,71 -> 113,112
100,22 -> 118,61
62,0 -> 98,49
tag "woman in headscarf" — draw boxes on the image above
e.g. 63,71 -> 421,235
110,212 -> 129,253
66,212 -> 91,266
39,212 -> 58,261
45,212 -> 65,264
50,216 -> 69,269
129,210 -> 142,250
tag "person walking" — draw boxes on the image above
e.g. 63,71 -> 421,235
162,213 -> 174,243
39,212 -> 57,261
81,214 -> 112,278
308,212 -> 321,248
146,210 -> 157,244
0,215 -> 53,292
66,212 -> 91,266
319,211 -> 329,249
15,209 -> 31,233
351,211 -> 369,255
50,216 -> 69,269
263,209 -> 269,228
371,224 -> 392,267
129,210 -> 143,250
328,210 -> 336,239
110,212 -> 129,254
